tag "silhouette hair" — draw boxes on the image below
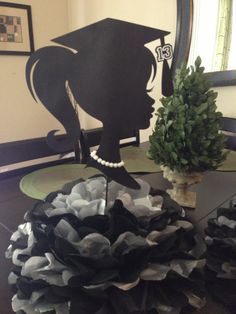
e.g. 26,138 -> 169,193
26,45 -> 157,152
26,46 -> 81,153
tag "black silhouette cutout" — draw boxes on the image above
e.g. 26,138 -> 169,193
26,18 -> 173,189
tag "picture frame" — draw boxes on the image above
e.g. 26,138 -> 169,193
0,1 -> 34,55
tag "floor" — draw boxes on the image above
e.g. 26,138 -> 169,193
0,172 -> 231,314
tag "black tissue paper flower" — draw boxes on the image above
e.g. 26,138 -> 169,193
6,177 -> 206,314
205,205 -> 236,314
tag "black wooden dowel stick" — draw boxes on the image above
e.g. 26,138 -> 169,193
105,176 -> 109,207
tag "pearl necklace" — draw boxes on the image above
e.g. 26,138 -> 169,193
90,150 -> 125,168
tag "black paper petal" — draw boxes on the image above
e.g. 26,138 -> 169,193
205,206 -> 236,313
6,177 -> 206,314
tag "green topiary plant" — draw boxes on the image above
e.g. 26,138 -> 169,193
149,56 -> 227,173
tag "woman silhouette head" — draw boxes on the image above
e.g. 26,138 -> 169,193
26,18 -> 173,189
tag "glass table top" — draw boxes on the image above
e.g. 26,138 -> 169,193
194,191 -> 236,234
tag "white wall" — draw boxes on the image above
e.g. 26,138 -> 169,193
215,86 -> 236,117
1,0 -> 234,147
68,0 -> 177,142
0,0 -> 69,144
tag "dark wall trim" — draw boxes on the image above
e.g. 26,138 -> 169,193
0,158 -> 74,180
205,70 -> 236,87
0,135 -> 76,167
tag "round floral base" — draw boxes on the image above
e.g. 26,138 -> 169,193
6,176 -> 206,314
162,166 -> 204,208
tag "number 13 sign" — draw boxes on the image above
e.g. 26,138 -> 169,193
155,44 -> 173,62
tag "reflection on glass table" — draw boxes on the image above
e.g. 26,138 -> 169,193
195,191 -> 236,232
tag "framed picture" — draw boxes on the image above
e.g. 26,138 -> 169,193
0,2 -> 34,55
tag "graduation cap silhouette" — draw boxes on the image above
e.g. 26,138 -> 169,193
26,18 -> 173,189
54,18 -> 168,48
53,18 -> 173,97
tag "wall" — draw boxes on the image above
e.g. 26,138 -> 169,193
0,0 -> 69,144
68,0 -> 177,142
215,86 -> 236,117
1,0 -> 233,147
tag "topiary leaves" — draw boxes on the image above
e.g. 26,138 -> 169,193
149,56 -> 227,173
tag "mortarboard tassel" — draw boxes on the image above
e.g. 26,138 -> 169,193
162,59 -> 173,97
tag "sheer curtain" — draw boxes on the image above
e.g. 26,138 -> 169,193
214,0 -> 233,71
188,0 -> 219,72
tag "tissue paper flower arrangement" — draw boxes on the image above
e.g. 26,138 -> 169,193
6,176 -> 206,314
205,205 -> 236,313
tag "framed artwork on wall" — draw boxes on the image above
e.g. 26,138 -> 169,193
0,1 -> 34,55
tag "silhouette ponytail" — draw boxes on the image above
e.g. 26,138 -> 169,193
26,46 -> 80,153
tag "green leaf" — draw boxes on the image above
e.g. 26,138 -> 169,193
197,103 -> 208,114
166,120 -> 173,129
148,56 -> 226,172
181,158 -> 188,165
171,151 -> 178,161
194,56 -> 202,68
